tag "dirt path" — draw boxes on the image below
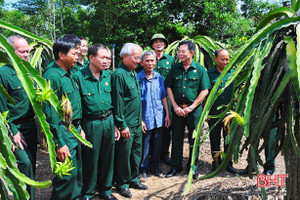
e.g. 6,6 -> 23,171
35,127 -> 286,199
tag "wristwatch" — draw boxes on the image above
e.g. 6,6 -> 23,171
189,105 -> 194,110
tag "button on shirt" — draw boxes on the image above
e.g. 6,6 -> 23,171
137,70 -> 166,130
165,60 -> 211,104
207,67 -> 234,115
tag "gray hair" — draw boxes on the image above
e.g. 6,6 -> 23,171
7,35 -> 26,46
141,50 -> 156,61
120,43 -> 142,58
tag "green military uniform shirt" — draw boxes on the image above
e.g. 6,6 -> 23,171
111,63 -> 142,131
165,60 -> 211,104
72,58 -> 90,75
207,67 -> 234,115
73,66 -> 112,115
0,64 -> 34,135
154,53 -> 175,80
43,62 -> 82,149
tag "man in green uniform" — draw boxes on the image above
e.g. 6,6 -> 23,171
76,36 -> 90,70
73,44 -> 119,200
45,34 -> 83,76
207,49 -> 237,174
150,33 -> 175,164
111,43 -> 148,198
43,37 -> 83,200
0,35 -> 37,199
165,41 -> 211,179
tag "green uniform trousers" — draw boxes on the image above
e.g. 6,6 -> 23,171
264,127 -> 277,172
170,105 -> 202,170
51,127 -> 82,200
14,121 -> 37,199
114,125 -> 142,189
208,118 -> 232,166
81,114 -> 115,198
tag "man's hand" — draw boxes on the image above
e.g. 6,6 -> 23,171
164,115 -> 171,128
182,106 -> 193,117
121,127 -> 131,138
115,126 -> 121,141
13,132 -> 27,151
56,145 -> 71,162
142,121 -> 147,134
174,106 -> 185,117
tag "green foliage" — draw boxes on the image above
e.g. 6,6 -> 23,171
165,35 -> 222,69
186,5 -> 300,196
0,109 -> 51,199
54,157 -> 75,179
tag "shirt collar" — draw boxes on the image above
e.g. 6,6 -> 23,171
53,62 -> 69,77
83,65 -> 107,80
120,62 -> 136,77
156,53 -> 168,61
177,60 -> 197,70
139,70 -> 159,80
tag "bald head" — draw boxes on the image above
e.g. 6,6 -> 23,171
7,35 -> 30,61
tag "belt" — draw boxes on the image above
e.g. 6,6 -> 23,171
83,110 -> 112,121
179,103 -> 192,108
60,119 -> 81,128
13,117 -> 35,124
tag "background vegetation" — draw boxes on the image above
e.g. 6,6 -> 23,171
1,0 -> 280,52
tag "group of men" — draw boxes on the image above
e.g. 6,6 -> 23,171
0,33 -> 277,200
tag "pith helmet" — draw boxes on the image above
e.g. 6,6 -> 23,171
149,33 -> 169,49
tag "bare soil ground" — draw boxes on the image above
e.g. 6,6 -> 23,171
35,123 -> 286,200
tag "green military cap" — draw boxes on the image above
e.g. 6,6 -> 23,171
149,33 -> 169,49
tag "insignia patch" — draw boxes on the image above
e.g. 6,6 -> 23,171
105,82 -> 109,86
194,70 -> 197,73
166,61 -> 169,65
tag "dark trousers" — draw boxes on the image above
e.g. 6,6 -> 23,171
263,127 -> 277,172
160,98 -> 172,159
81,114 -> 115,198
208,118 -> 233,166
51,127 -> 82,200
114,125 -> 142,189
14,121 -> 37,200
141,127 -> 162,171
170,106 -> 202,170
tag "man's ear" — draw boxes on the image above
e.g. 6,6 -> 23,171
58,52 -> 65,60
191,51 -> 195,57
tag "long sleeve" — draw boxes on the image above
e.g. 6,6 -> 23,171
43,74 -> 65,148
111,73 -> 127,131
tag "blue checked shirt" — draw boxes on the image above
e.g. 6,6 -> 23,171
137,70 -> 166,130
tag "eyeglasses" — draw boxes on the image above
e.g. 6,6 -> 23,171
130,56 -> 141,61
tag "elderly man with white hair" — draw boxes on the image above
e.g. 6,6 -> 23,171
111,43 -> 148,198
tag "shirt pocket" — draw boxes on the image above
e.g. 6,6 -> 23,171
128,84 -> 139,99
173,75 -> 182,88
10,82 -> 25,102
82,90 -> 96,106
103,87 -> 112,105
188,74 -> 200,88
